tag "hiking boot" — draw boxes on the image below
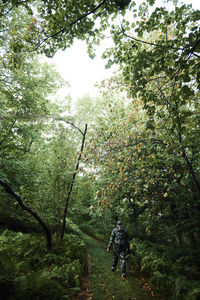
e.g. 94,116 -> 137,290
111,267 -> 116,272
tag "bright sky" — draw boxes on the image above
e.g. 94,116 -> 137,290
52,38 -> 115,101
49,0 -> 200,101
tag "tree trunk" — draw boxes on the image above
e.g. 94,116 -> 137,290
0,179 -> 52,249
60,124 -> 88,242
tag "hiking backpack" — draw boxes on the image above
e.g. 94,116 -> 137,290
114,227 -> 127,246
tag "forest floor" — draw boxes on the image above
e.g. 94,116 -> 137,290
75,233 -> 163,300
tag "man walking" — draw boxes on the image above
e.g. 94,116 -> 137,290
107,221 -> 130,279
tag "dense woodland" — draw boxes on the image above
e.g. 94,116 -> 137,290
0,0 -> 200,299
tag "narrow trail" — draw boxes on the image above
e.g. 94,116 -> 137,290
76,233 -> 161,300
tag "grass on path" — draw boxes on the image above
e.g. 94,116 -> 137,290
77,233 -> 161,300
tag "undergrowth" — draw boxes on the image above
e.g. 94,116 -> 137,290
0,221 -> 87,300
130,239 -> 200,299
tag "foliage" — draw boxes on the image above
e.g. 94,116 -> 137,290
0,57 -> 65,182
102,0 -> 200,202
1,0 -> 200,298
0,224 -> 87,300
81,2 -> 200,297
0,0 -> 132,65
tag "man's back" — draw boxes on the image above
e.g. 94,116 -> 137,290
114,225 -> 128,248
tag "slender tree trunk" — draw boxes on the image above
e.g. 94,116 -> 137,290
60,124 -> 88,242
0,179 -> 52,249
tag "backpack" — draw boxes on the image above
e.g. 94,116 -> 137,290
114,227 -> 127,246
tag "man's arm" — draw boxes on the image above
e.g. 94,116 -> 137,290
107,228 -> 116,251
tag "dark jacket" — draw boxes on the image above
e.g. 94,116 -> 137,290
107,225 -> 130,251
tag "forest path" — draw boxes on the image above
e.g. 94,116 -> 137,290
76,232 -> 158,300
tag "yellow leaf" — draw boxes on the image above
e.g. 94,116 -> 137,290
32,17 -> 37,23
163,192 -> 168,198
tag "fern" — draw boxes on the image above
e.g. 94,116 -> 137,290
131,238 -> 200,298
0,228 -> 87,299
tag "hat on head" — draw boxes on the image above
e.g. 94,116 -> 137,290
116,221 -> 122,225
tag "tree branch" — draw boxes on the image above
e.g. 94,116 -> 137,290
121,29 -> 181,51
34,0 -> 107,51
0,113 -> 84,136
0,4 -> 16,16
51,116 -> 84,136
0,0 -> 30,16
121,27 -> 200,59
